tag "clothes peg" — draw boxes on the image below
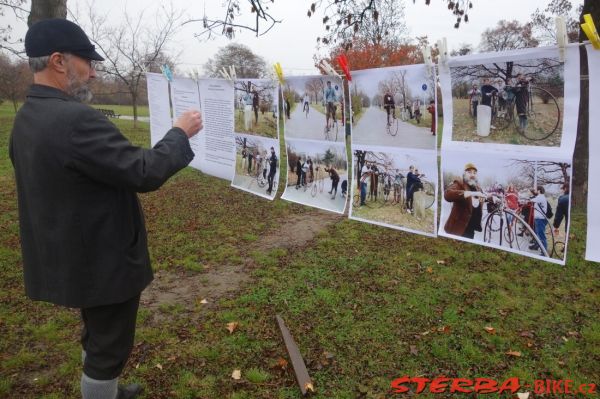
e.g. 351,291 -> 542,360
582,13 -> 600,50
319,60 -> 341,79
160,64 -> 173,82
337,55 -> 351,81
556,16 -> 568,62
436,38 -> 448,67
422,46 -> 433,77
273,63 -> 285,85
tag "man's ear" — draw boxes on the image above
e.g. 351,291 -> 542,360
48,52 -> 67,74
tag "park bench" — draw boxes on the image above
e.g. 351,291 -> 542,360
98,108 -> 121,118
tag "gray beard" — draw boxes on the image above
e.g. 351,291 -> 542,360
66,72 -> 93,103
464,178 -> 478,189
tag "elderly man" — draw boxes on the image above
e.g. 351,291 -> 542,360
444,163 -> 487,239
9,19 -> 202,399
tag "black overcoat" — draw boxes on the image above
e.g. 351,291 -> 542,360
9,84 -> 194,308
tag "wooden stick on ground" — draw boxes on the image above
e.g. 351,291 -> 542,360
276,314 -> 314,395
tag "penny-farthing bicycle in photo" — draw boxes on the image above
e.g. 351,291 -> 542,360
385,105 -> 399,137
324,101 -> 339,141
487,83 -> 561,141
352,173 -> 383,209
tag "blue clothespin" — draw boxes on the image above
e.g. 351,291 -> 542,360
160,64 -> 173,82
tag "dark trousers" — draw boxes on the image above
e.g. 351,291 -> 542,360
268,172 -> 276,192
81,294 -> 140,380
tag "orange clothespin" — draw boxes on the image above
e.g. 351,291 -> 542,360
582,13 -> 600,50
337,55 -> 351,81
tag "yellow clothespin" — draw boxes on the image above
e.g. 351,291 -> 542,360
556,17 -> 568,62
582,13 -> 600,50
273,63 -> 285,85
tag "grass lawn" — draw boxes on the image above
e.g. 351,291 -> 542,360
234,109 -> 278,138
90,103 -> 150,117
1,102 -> 599,398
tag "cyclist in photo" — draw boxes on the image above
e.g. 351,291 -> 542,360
529,186 -> 549,254
359,163 -> 371,206
266,147 -> 278,195
383,91 -> 396,126
324,81 -> 337,131
303,93 -> 310,115
307,156 -> 314,183
469,83 -> 481,118
406,168 -> 425,213
553,184 -> 569,235
413,100 -> 422,123
325,166 -> 340,199
393,169 -> 404,203
506,74 -> 531,133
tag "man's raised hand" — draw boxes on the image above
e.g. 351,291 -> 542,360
174,110 -> 203,138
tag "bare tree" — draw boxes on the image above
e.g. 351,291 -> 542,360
73,3 -> 182,127
510,160 -> 571,189
0,53 -> 30,110
530,0 -> 582,45
480,20 -> 539,52
0,0 -> 28,55
203,43 -> 267,78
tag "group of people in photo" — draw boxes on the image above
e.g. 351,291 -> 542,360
468,74 -> 531,133
444,162 -> 569,257
294,156 -> 345,200
357,163 -> 426,214
240,145 -> 279,194
382,92 -> 437,135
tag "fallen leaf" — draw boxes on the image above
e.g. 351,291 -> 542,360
517,392 -> 530,399
567,331 -> 579,337
305,382 -> 315,392
506,350 -> 522,357
420,330 -> 430,336
199,298 -> 208,304
519,331 -> 534,339
226,322 -> 239,334
276,357 -> 288,370
499,309 -> 509,316
526,341 -> 534,348
155,363 -> 163,370
436,260 -> 446,265
484,326 -> 496,335
437,325 -> 451,334
134,363 -> 140,369
558,360 -> 566,366
231,369 -> 241,380
426,267 -> 433,273
562,336 -> 569,342
167,355 -> 177,362
323,351 -> 335,360
410,345 -> 418,356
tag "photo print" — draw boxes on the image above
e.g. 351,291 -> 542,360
439,149 -> 572,265
282,75 -> 345,143
350,64 -> 437,150
234,79 -> 279,139
281,138 -> 348,214
231,133 -> 280,200
350,147 -> 438,236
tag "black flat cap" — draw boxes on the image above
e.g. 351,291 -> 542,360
25,18 -> 104,61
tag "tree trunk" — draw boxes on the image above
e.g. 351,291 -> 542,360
131,91 -> 138,129
572,0 -> 598,208
28,0 -> 67,26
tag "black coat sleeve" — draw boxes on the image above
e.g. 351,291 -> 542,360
67,109 -> 195,193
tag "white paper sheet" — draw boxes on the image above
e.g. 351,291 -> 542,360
146,73 -> 172,147
197,79 -> 236,181
585,45 -> 600,263
170,77 -> 204,172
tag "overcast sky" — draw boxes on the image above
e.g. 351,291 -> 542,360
2,0 -> 584,75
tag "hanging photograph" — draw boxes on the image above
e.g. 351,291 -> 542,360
282,75 -> 346,143
349,147 -> 438,236
232,133 -> 280,200
350,64 -> 437,150
234,79 -> 279,139
281,138 -> 348,214
439,149 -> 572,264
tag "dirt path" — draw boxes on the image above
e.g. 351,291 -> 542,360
141,211 -> 342,311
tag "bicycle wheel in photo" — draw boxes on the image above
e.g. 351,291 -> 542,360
552,240 -> 565,259
386,117 -> 399,136
517,86 -> 561,141
257,173 -> 267,188
353,192 -> 361,207
421,182 -> 436,209
503,210 -> 549,257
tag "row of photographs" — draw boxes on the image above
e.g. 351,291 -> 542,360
231,133 -> 571,265
232,47 -> 577,157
